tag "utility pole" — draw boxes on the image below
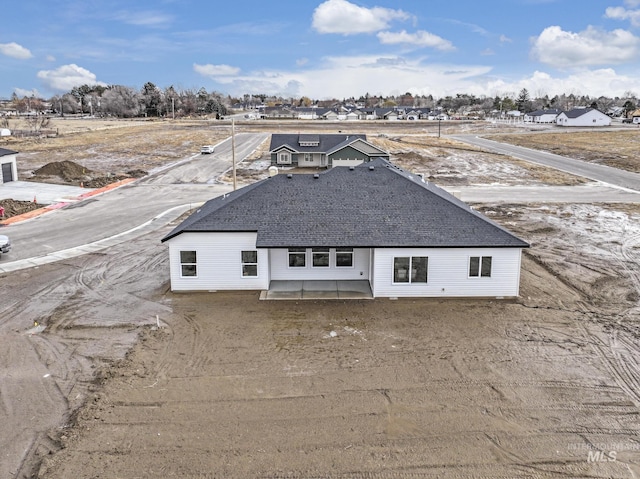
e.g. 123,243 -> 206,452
171,97 -> 175,120
232,119 -> 237,191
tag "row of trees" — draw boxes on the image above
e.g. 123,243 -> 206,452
9,83 -> 229,119
5,85 -> 640,120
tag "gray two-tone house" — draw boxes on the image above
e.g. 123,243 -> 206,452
162,159 -> 529,298
270,133 -> 389,168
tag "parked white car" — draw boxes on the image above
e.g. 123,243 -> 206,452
0,235 -> 11,257
200,145 -> 215,154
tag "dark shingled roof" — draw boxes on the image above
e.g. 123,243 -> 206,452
561,107 -> 598,118
162,158 -> 529,249
0,148 -> 18,157
269,133 -> 367,153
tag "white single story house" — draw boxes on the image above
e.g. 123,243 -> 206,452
556,108 -> 611,127
524,109 -> 561,123
162,159 -> 529,299
0,148 -> 18,184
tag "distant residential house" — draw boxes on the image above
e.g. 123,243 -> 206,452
161,158 -> 529,298
628,108 -> 640,124
262,107 -> 296,119
383,110 -> 400,121
342,110 -> 358,121
270,133 -> 389,168
292,107 -> 332,120
0,148 -> 18,183
523,109 -> 561,123
321,110 -> 339,121
556,108 -> 611,127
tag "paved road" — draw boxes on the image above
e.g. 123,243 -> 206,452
450,134 -> 640,192
0,132 -> 269,265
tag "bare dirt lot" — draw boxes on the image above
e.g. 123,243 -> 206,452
489,129 -> 640,173
1,119 -> 640,478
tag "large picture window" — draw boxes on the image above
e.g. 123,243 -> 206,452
180,250 -> 197,277
241,250 -> 258,277
336,248 -> 353,267
312,248 -> 330,267
469,256 -> 492,277
288,248 -> 306,267
393,256 -> 428,283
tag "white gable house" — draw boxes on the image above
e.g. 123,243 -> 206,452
556,108 -> 611,127
162,159 -> 529,299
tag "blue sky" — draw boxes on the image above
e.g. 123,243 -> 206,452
2,0 -> 640,100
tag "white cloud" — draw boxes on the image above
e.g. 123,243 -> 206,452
46,54 -> 56,62
296,58 -> 309,66
193,63 -> 241,77
531,25 -> 640,67
499,34 -> 512,43
0,42 -> 32,59
14,88 -> 41,98
207,55 -> 493,99
36,64 -> 106,92
312,0 -> 411,35
485,68 -> 640,99
377,30 -> 454,51
112,10 -> 173,27
201,53 -> 640,100
605,5 -> 640,27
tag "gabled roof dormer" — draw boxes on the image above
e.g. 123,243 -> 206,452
298,134 -> 319,147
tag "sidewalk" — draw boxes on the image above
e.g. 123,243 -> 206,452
0,178 -> 136,225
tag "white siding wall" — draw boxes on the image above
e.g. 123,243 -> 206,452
332,159 -> 365,168
167,232 -> 269,291
300,153 -> 322,167
270,248 -> 370,280
371,247 -> 523,298
557,111 -> 611,127
0,154 -> 18,183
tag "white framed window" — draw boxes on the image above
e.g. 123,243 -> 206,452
469,256 -> 492,277
336,248 -> 353,267
288,248 -> 306,267
304,153 -> 312,162
180,250 -> 197,277
278,152 -> 291,164
241,250 -> 258,277
393,256 -> 428,284
312,248 -> 330,267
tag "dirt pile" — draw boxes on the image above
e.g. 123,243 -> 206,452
29,161 -> 147,188
33,160 -> 93,181
0,198 -> 41,218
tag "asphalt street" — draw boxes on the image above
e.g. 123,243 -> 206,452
0,133 -> 268,266
450,134 -> 640,192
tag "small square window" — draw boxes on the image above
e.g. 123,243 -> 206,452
470,256 -> 492,278
312,248 -> 330,267
241,250 -> 258,277
288,248 -> 306,267
336,248 -> 353,267
180,250 -> 197,277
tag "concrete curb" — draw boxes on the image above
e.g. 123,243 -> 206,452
0,202 -> 203,273
0,178 -> 136,226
